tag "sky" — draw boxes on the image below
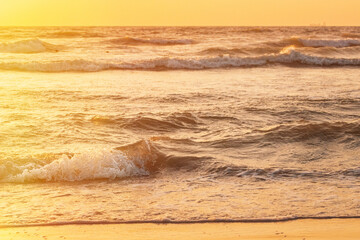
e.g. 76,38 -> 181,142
0,0 -> 360,26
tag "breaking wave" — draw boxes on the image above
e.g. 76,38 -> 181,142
0,140 -> 163,183
1,50 -> 360,72
0,38 -> 62,53
0,139 -> 210,183
106,36 -> 195,45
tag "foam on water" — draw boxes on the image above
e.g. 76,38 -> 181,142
0,150 -> 148,182
0,140 -> 164,183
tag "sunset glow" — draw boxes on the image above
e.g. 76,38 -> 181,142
1,0 -> 360,26
1,0 -> 360,239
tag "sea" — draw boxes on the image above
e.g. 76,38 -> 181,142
0,26 -> 359,226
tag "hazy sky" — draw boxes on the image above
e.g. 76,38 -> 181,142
1,0 -> 360,26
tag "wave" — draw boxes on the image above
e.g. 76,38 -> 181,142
0,140 -> 163,183
341,33 -> 360,38
1,50 -> 360,72
41,31 -> 103,38
90,113 -> 199,131
240,27 -> 273,33
200,47 -> 248,55
270,37 -> 360,48
201,39 -> 360,56
0,139 -> 207,183
207,164 -> 360,179
209,121 -> 360,149
0,38 -> 62,53
200,45 -> 360,57
106,37 -> 195,46
258,121 -> 360,142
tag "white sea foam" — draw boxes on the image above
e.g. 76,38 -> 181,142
0,38 -> 61,53
1,150 -> 149,182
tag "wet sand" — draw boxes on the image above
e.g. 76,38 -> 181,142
1,219 -> 359,240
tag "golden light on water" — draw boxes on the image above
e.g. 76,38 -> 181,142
1,0 -> 360,239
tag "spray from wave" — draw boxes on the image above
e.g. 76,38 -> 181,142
0,38 -> 62,53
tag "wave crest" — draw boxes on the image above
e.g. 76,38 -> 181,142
106,37 -> 195,46
42,31 -> 103,38
91,113 -> 199,131
1,140 -> 163,183
272,37 -> 360,48
0,38 -> 62,53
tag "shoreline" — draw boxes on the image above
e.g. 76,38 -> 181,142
1,216 -> 360,229
1,219 -> 359,240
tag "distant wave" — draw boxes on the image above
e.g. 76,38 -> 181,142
241,27 -> 273,33
341,33 -> 360,38
200,47 -> 248,55
41,31 -> 104,38
0,38 -> 62,53
201,45 -> 360,57
270,37 -> 360,48
1,50 -> 360,72
106,36 -> 195,46
298,38 -> 360,48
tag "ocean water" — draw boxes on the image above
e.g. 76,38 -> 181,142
0,27 -> 359,226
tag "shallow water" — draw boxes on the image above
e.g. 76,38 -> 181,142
0,27 -> 359,225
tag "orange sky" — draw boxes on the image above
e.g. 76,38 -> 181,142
1,0 -> 360,26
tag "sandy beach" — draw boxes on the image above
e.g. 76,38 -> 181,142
1,219 -> 359,240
